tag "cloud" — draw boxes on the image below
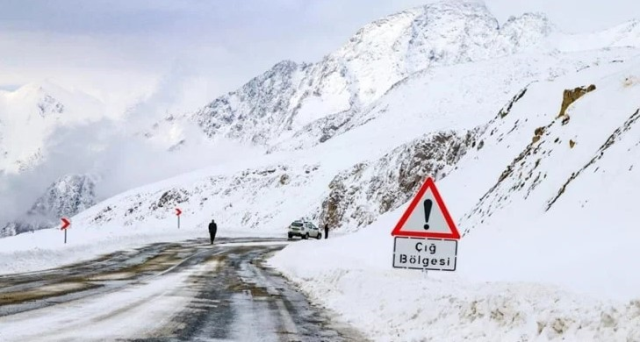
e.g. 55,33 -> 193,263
0,65 -> 265,227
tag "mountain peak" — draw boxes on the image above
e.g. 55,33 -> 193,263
12,80 -> 69,99
182,0 -> 640,153
336,0 -> 496,58
503,12 -> 555,33
186,0 -> 561,148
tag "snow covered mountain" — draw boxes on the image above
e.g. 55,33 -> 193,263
68,47 -> 638,234
45,0 -> 639,237
0,82 -> 105,174
6,1 -> 640,239
146,1 -> 554,149
0,174 -> 98,237
147,1 -> 640,155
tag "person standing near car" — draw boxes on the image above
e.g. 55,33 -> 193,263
324,223 -> 329,239
208,219 -> 217,245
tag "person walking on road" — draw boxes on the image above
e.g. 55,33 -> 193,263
208,219 -> 217,245
324,224 -> 329,239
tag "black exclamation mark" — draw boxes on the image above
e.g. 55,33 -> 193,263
423,199 -> 433,230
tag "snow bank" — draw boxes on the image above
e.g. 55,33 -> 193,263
268,209 -> 640,342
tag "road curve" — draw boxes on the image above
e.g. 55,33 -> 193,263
0,237 -> 368,342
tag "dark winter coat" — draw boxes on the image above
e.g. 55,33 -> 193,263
208,222 -> 217,233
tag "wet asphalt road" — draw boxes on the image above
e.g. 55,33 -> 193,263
0,237 -> 367,342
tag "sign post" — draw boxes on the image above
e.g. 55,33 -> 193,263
60,218 -> 70,244
175,208 -> 182,229
391,177 -> 461,272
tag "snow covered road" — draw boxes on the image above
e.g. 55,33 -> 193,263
0,237 -> 365,341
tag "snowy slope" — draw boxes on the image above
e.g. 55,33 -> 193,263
270,50 -> 630,152
4,0 -> 640,239
550,19 -> 640,52
54,48 -> 636,240
268,51 -> 640,341
452,58 -> 640,298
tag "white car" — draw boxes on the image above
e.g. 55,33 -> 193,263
287,220 -> 322,240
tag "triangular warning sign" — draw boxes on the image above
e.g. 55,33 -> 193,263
391,177 -> 460,239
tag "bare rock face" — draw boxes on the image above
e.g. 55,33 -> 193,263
557,84 -> 596,118
150,189 -> 190,211
319,129 -> 478,231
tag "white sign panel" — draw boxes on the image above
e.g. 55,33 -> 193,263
392,236 -> 458,271
399,191 -> 453,235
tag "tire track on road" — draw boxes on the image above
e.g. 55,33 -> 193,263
0,238 -> 367,342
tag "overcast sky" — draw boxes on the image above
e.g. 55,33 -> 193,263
0,0 -> 638,114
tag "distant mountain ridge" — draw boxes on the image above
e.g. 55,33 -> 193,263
0,174 -> 98,237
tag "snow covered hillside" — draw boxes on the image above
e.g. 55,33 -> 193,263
5,0 -> 640,239
5,1 -> 639,239
269,48 -> 640,342
62,47 -> 638,238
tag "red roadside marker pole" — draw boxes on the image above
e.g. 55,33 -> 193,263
61,218 -> 71,244
175,208 -> 182,229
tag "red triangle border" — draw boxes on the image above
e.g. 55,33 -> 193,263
391,177 -> 461,239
